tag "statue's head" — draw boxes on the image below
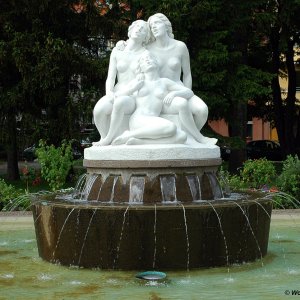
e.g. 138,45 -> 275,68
136,51 -> 159,75
148,13 -> 174,39
128,20 -> 151,45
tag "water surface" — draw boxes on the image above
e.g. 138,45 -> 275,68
0,212 -> 299,300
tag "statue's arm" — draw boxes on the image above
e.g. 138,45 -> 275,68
115,78 -> 143,97
163,79 -> 194,104
180,42 -> 192,89
105,48 -> 118,95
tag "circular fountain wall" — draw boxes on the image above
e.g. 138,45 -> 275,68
32,195 -> 272,270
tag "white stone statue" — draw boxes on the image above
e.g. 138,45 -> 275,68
93,20 -> 150,146
111,51 -> 191,145
92,14 -> 217,147
147,13 -> 216,145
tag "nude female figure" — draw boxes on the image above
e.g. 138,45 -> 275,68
93,20 -> 150,146
147,13 -> 217,145
111,52 -> 206,146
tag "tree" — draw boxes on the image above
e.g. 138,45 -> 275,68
240,0 -> 300,157
138,0 -> 299,160
0,0 -> 118,180
266,0 -> 300,156
135,0 -> 271,171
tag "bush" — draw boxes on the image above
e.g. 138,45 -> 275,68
36,140 -> 74,191
218,159 -> 276,191
277,155 -> 300,200
0,179 -> 23,210
218,167 -> 247,193
240,158 -> 276,189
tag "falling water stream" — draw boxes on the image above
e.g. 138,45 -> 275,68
186,175 -> 201,200
113,206 -> 130,268
129,177 -> 145,204
181,204 -> 190,271
52,208 -> 75,260
110,176 -> 119,203
153,204 -> 157,269
232,201 -> 264,267
77,209 -> 97,265
160,175 -> 177,202
206,201 -> 230,275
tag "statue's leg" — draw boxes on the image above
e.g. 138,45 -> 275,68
93,95 -> 113,140
126,129 -> 187,145
188,95 -> 208,131
112,116 -> 177,145
163,97 -> 217,145
99,96 -> 135,146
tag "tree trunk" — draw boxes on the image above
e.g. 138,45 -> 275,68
270,26 -> 286,157
228,102 -> 247,174
284,38 -> 297,155
6,114 -> 20,180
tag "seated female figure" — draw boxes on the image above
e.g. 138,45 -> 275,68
112,52 -> 205,146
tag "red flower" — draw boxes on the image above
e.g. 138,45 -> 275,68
22,167 -> 29,175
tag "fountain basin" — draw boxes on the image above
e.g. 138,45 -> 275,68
32,195 -> 272,270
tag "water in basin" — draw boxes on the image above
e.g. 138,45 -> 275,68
0,212 -> 299,299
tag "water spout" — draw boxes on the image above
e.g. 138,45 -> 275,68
160,175 -> 177,203
186,175 -> 201,201
129,176 -> 145,204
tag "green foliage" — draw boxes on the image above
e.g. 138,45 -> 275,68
0,179 -> 23,210
272,192 -> 298,209
218,167 -> 247,192
277,155 -> 300,200
36,139 -> 74,191
240,159 -> 276,189
219,158 -> 277,191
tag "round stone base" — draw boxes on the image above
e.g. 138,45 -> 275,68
32,196 -> 272,270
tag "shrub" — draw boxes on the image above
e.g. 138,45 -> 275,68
218,159 -> 277,192
36,140 -> 74,191
0,179 -> 23,210
218,167 -> 247,193
277,155 -> 300,200
240,158 -> 276,189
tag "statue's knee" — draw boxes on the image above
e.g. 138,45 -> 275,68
193,106 -> 208,118
165,122 -> 177,136
94,98 -> 112,116
113,97 -> 128,111
174,97 -> 188,110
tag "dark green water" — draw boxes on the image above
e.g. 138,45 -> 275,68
0,214 -> 299,300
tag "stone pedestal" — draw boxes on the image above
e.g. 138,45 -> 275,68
82,144 -> 222,203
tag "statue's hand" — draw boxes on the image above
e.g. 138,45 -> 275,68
133,77 -> 144,91
163,92 -> 175,105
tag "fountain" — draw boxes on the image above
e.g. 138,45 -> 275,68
31,14 -> 272,270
